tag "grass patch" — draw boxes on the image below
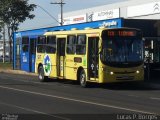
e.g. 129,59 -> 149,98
0,62 -> 12,69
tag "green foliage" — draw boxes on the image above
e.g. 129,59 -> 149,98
0,0 -> 36,62
0,0 -> 36,31
0,62 -> 12,69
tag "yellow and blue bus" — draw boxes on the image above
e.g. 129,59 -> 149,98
35,27 -> 144,87
13,18 -> 122,73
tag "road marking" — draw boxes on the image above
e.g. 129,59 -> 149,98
150,97 -> 160,100
0,85 -> 157,115
128,95 -> 139,98
0,101 -> 70,120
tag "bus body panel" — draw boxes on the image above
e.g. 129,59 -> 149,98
65,55 -> 79,80
48,54 -> 57,78
36,53 -> 57,78
65,54 -> 88,80
21,52 -> 29,72
99,64 -> 144,83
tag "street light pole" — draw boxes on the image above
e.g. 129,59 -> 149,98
51,0 -> 66,26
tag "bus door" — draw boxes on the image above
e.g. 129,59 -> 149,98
29,37 -> 36,72
21,36 -> 29,72
88,37 -> 99,79
57,38 -> 66,77
15,37 -> 21,70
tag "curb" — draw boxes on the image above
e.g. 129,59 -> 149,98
0,69 -> 37,76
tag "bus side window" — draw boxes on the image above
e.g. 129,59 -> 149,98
46,36 -> 56,53
76,35 -> 86,55
22,45 -> 29,52
37,45 -> 45,53
37,36 -> 46,44
67,35 -> 76,54
37,36 -> 46,53
22,36 -> 29,52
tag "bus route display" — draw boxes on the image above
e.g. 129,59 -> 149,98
106,30 -> 139,37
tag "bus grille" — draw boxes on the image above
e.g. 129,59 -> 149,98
116,76 -> 134,81
114,71 -> 135,74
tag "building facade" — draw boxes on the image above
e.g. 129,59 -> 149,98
61,0 -> 160,24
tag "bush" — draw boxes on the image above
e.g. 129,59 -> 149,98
0,63 -> 12,69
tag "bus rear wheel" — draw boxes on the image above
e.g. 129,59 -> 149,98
79,70 -> 87,87
38,66 -> 48,82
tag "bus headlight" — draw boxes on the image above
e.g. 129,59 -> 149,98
136,70 -> 140,74
110,72 -> 114,75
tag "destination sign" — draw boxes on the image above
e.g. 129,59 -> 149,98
105,30 -> 141,37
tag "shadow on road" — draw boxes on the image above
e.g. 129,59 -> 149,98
99,82 -> 160,90
45,79 -> 160,91
1,72 -> 159,91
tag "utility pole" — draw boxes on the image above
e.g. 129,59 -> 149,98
51,0 -> 66,26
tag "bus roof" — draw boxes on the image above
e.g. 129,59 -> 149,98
44,27 -> 139,36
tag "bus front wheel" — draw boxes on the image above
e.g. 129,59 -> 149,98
79,70 -> 87,87
38,66 -> 48,82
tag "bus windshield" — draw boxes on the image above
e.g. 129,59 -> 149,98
101,29 -> 143,67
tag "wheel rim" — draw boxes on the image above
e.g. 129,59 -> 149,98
38,68 -> 44,80
39,72 -> 43,80
80,72 -> 86,86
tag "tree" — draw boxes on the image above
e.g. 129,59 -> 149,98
0,0 -> 36,62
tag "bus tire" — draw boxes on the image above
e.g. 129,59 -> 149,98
79,69 -> 87,87
38,66 -> 48,82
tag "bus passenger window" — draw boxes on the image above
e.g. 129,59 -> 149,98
76,35 -> 86,55
22,45 -> 29,52
46,36 -> 56,54
37,45 -> 45,53
46,45 -> 56,53
38,36 -> 46,44
67,35 -> 76,54
22,37 -> 29,52
22,37 -> 29,44
47,36 -> 56,44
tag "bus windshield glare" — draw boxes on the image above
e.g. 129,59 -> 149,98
101,29 -> 143,67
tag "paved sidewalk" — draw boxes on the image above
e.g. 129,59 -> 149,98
0,69 -> 37,76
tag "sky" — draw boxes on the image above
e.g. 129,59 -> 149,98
19,0 -> 129,31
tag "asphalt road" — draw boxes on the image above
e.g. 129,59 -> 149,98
0,72 -> 160,120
